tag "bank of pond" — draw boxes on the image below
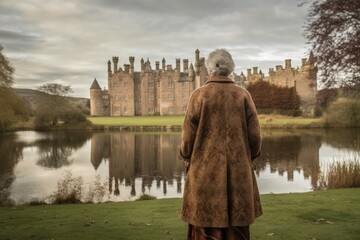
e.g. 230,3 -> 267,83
0,189 -> 359,240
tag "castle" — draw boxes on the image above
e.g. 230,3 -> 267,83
90,49 -> 317,117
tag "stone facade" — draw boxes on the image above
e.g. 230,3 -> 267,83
90,49 -> 317,117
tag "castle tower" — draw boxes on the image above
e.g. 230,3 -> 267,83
183,59 -> 189,71
129,56 -> 135,74
107,60 -> 112,77
195,49 -> 200,76
162,58 -> 166,70
155,61 -> 160,70
112,57 -> 119,73
90,78 -> 103,116
189,63 -> 195,81
285,59 -> 292,69
176,58 -> 180,72
141,58 -> 145,71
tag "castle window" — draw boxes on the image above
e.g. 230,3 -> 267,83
124,94 -> 128,101
167,82 -> 173,88
168,93 -> 174,100
148,82 -> 154,88
149,107 -> 154,113
149,93 -> 154,100
102,95 -> 108,100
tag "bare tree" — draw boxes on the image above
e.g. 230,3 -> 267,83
37,83 -> 73,125
302,0 -> 360,88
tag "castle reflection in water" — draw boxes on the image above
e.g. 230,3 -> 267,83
91,133 -> 185,198
89,130 -> 329,198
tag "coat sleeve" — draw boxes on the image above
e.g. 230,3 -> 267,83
245,93 -> 262,160
179,91 -> 200,161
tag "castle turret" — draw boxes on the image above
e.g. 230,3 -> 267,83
189,63 -> 195,80
124,64 -> 130,73
155,61 -> 160,70
107,60 -> 112,77
253,67 -> 258,74
141,58 -> 145,71
285,59 -> 291,68
183,59 -> 189,71
195,49 -> 200,76
129,56 -> 135,74
162,58 -> 166,70
112,57 -> 119,73
90,78 -> 103,116
176,58 -> 180,72
247,69 -> 251,76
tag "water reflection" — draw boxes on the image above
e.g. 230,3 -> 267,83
255,130 -> 322,190
91,133 -> 184,198
0,129 -> 358,204
0,134 -> 25,204
36,132 -> 92,168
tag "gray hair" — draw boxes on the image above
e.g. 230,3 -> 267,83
205,49 -> 235,76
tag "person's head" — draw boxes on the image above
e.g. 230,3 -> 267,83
205,49 -> 235,77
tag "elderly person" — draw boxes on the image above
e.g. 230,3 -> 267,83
179,49 -> 262,240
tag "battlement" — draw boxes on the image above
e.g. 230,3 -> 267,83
107,49 -> 204,77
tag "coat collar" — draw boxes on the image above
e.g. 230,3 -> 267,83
205,75 -> 235,85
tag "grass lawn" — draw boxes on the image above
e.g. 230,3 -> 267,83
1,189 -> 359,240
88,115 -> 322,129
88,116 -> 185,126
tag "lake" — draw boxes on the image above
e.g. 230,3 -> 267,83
0,129 -> 359,204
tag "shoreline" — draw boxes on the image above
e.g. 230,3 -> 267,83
1,188 -> 359,239
2,115 -> 359,132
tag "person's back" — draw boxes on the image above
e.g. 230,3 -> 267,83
180,49 -> 262,240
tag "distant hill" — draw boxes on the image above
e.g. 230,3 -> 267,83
13,88 -> 90,115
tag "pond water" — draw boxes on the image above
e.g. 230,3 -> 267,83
0,129 -> 359,204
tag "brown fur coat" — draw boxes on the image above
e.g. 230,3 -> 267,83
180,75 -> 262,227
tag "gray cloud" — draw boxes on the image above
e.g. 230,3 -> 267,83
0,0 -> 310,97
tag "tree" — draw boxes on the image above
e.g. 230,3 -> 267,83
37,83 -> 73,126
0,45 -> 14,88
0,45 -> 27,130
302,0 -> 360,88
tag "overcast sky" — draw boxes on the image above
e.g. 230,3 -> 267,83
0,0 -> 311,98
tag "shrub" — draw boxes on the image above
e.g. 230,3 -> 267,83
323,98 -> 360,127
49,170 -> 83,204
61,110 -> 87,124
319,159 -> 360,189
49,171 -> 108,204
247,80 -> 300,116
136,194 -> 157,201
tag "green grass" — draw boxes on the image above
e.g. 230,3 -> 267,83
1,189 -> 359,240
88,115 -> 322,129
88,116 -> 185,126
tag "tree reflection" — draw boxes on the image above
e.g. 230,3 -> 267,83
36,131 -> 92,168
0,133 -> 26,205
